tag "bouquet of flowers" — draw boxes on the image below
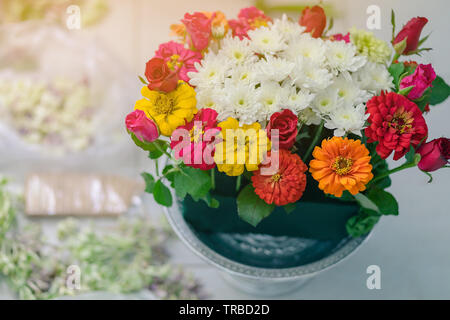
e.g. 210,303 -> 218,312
126,6 -> 450,237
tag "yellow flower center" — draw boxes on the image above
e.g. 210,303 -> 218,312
154,94 -> 174,115
271,173 -> 282,182
251,18 -> 269,29
190,126 -> 204,143
332,156 -> 353,176
389,109 -> 413,134
167,54 -> 183,70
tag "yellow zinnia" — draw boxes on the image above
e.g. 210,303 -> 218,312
214,117 -> 270,176
134,82 -> 197,137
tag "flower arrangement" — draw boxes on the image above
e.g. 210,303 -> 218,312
126,6 -> 450,237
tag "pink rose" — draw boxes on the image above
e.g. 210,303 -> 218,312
266,109 -> 298,150
417,138 -> 450,172
182,12 -> 212,51
393,17 -> 428,55
330,33 -> 350,43
400,64 -> 436,100
126,109 -> 159,143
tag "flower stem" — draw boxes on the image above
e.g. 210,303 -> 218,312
368,162 -> 416,186
211,168 -> 216,190
303,120 -> 325,162
391,52 -> 400,65
235,175 -> 242,192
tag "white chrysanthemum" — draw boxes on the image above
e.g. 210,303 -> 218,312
226,65 -> 259,87
325,40 -> 367,73
312,89 -> 342,115
271,14 -> 305,43
247,26 -> 287,54
254,55 -> 295,82
292,57 -> 333,91
223,83 -> 261,124
220,36 -> 256,65
329,74 -> 371,105
282,85 -> 315,112
256,82 -> 287,119
283,35 -> 327,66
196,88 -> 224,110
188,53 -> 230,89
354,61 -> 394,94
324,104 -> 369,136
299,107 -> 322,125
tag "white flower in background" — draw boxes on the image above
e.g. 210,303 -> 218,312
325,40 -> 367,73
188,53 -> 230,89
254,55 -> 295,82
330,74 -> 371,105
354,61 -> 394,94
283,85 -> 315,112
220,36 -> 256,65
299,107 -> 322,126
292,57 -> 333,91
223,83 -> 261,124
283,35 -> 326,66
247,26 -> 287,55
256,81 -> 287,119
312,89 -> 342,115
325,104 -> 369,136
272,14 -> 305,43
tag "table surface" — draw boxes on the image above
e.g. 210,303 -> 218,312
1,0 -> 450,300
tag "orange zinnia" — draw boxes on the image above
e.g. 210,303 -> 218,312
309,137 -> 373,197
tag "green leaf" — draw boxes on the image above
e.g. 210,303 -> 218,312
138,76 -> 148,85
417,33 -> 431,48
367,188 -> 399,216
153,180 -> 173,207
398,85 -> 414,96
148,149 -> 163,159
174,166 -> 212,199
162,165 -> 176,185
388,63 -> 405,91
141,172 -> 155,193
354,193 -> 380,214
346,208 -> 380,237
237,185 -> 275,227
429,76 -> 450,106
283,202 -> 297,214
391,9 -> 396,41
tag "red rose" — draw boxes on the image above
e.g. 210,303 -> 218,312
299,5 -> 327,38
417,138 -> 450,172
266,109 -> 298,150
145,57 -> 178,93
393,17 -> 428,55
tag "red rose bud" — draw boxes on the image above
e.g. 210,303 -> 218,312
393,17 -> 428,55
417,138 -> 450,172
145,57 -> 178,93
266,109 -> 298,150
299,5 -> 327,38
126,109 -> 159,143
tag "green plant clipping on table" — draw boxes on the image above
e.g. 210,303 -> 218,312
0,180 -> 204,300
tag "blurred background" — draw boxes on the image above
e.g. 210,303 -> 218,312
0,0 -> 449,299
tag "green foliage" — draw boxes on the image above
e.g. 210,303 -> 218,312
388,62 -> 405,91
153,180 -> 173,207
237,185 -> 275,227
174,166 -> 212,200
429,76 -> 450,106
141,172 -> 155,193
367,187 -> 399,216
346,208 -> 380,238
283,202 -> 297,214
